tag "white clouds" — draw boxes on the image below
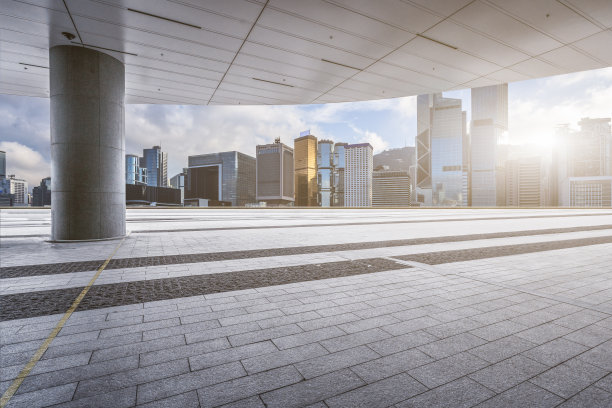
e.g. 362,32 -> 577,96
0,141 -> 50,187
348,125 -> 388,153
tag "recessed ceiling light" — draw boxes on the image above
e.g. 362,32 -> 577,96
321,59 -> 361,70
252,78 -> 294,88
416,34 -> 458,50
61,32 -> 75,41
127,8 -> 201,29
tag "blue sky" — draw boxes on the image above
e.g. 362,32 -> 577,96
1,67 -> 611,188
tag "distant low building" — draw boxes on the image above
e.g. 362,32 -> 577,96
505,157 -> 548,207
126,184 -> 181,206
170,171 -> 186,204
568,176 -> 612,207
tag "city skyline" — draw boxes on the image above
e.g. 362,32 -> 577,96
0,67 -> 611,189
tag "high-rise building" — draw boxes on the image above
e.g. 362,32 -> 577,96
188,151 -> 255,206
0,150 -> 6,179
317,140 -> 334,207
142,146 -> 168,187
294,131 -> 318,207
372,166 -> 411,207
256,140 -> 294,205
333,142 -> 347,207
569,177 -> 612,207
126,154 -> 147,185
32,177 -> 52,207
505,157 -> 547,207
416,94 -> 433,205
470,84 -> 508,207
344,143 -> 373,207
169,171 -> 186,204
2,175 -> 28,206
554,117 -> 611,206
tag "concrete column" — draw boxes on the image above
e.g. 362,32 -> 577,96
50,45 -> 125,240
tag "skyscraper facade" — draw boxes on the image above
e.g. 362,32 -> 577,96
344,143 -> 373,207
294,132 -> 318,207
4,175 -> 28,206
416,94 -> 433,205
333,142 -> 347,207
372,167 -> 411,207
569,177 -> 612,207
142,146 -> 168,187
317,140 -> 334,207
470,84 -> 509,207
256,140 -> 294,205
0,150 -> 5,179
126,154 -> 147,185
505,157 -> 547,207
169,171 -> 186,204
32,177 -> 52,207
188,151 -> 256,206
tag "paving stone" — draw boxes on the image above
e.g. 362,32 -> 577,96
242,343 -> 329,374
382,316 -> 441,336
297,313 -> 361,331
52,385 -> 136,407
272,326 -> 344,350
295,345 -> 380,379
1,351 -> 91,381
260,368 -> 365,408
595,373 -> 612,392
3,382 -> 77,408
90,334 -> 185,363
523,338 -> 589,366
468,335 -> 536,363
218,309 -> 284,326
337,314 -> 400,334
351,348 -> 433,383
137,361 -> 246,405
367,330 -> 439,356
198,365 -> 303,408
189,341 -> 278,371
141,319 -> 221,341
531,357 -> 608,399
553,310 -> 609,330
217,395 -> 265,408
424,317 -> 483,338
135,390 -> 199,408
409,352 -> 489,388
320,328 -> 391,353
469,354 -> 548,393
257,311 -> 320,329
42,332 -> 143,360
577,340 -> 612,370
474,382 -> 564,408
325,373 -> 426,408
228,324 -> 302,347
139,337 -> 229,367
469,320 -> 528,341
418,332 -> 486,359
515,322 -> 573,344
184,322 -> 261,344
556,385 -> 612,408
98,318 -> 181,338
178,307 -> 246,325
397,377 -> 495,408
563,323 -> 612,347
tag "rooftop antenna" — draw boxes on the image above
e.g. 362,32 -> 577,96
274,137 -> 281,144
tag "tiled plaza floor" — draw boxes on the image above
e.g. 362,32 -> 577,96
1,208 -> 612,407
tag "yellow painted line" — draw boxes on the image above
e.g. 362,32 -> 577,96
0,236 -> 126,408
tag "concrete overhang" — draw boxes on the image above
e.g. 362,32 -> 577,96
1,0 -> 611,105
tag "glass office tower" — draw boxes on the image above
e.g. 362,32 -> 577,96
317,140 -> 334,207
333,142 -> 347,207
294,132 -> 318,206
142,146 -> 168,187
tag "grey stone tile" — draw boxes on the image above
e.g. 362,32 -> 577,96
242,343 -> 329,374
469,354 -> 547,393
409,352 -> 489,388
469,320 -> 528,341
90,334 -> 185,363
51,386 -> 136,407
281,301 -> 338,315
382,317 -> 441,336
5,382 -> 77,408
397,377 -> 494,408
42,332 -> 142,360
595,373 -> 612,393
218,395 -> 265,408
320,328 -> 391,353
218,309 -> 284,326
515,322 -> 573,344
556,386 -> 612,408
474,382 -> 563,408
577,340 -> 612,370
297,313 -> 361,331
295,345 -> 379,379
315,303 -> 373,318
325,373 -> 426,408
135,391 -> 199,408
15,355 -> 139,394
139,337 -> 229,367
272,326 -> 344,350
367,330 -> 439,356
531,357 -> 608,399
1,351 -> 91,382
99,318 -> 181,339
178,308 -> 246,325
260,368 -> 364,408
74,359 -> 190,399
198,365 -> 303,408
418,333 -> 486,359
189,341 -> 277,371
523,338 -> 589,366
351,348 -> 433,383
424,317 -> 483,338
337,315 -> 401,334
353,303 -> 407,319
137,361 -> 246,405
468,335 -> 536,363
563,323 -> 612,347
229,324 -> 302,347
553,310 -> 608,330
257,311 -> 320,329
185,322 -> 260,344
142,319 -> 220,341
